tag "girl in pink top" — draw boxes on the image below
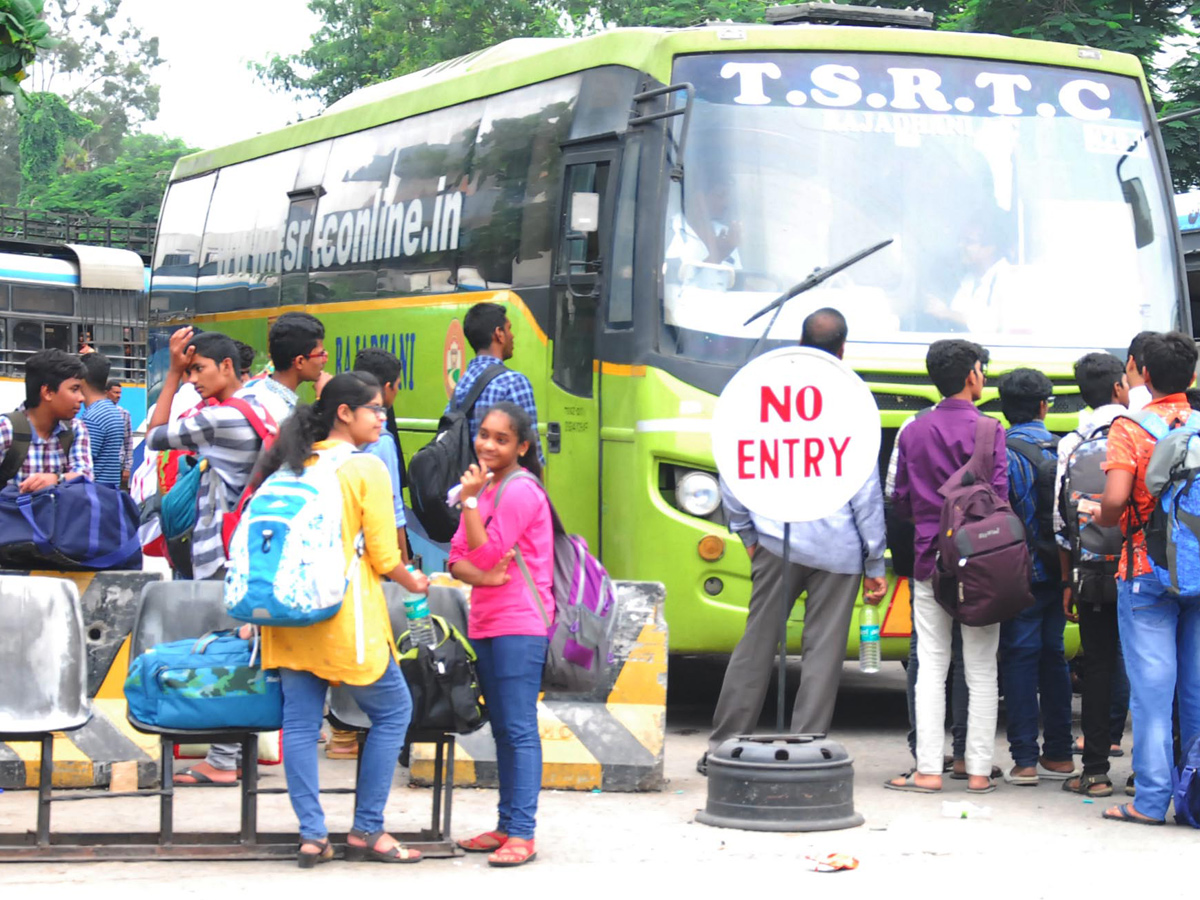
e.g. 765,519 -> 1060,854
449,402 -> 552,868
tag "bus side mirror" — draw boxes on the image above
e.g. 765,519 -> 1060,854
1121,176 -> 1155,249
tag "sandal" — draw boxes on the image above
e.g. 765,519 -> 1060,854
967,779 -> 997,795
1062,773 -> 1113,797
883,771 -> 940,794
174,765 -> 241,787
951,765 -> 1002,781
345,828 -> 423,863
297,837 -> 333,869
1102,803 -> 1164,826
458,830 -> 508,853
488,837 -> 536,867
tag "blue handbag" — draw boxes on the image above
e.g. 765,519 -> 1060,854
124,630 -> 283,731
0,478 -> 142,570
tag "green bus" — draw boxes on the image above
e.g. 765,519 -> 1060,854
149,18 -> 1188,659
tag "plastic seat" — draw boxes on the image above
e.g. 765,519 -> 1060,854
0,575 -> 92,847
0,575 -> 90,736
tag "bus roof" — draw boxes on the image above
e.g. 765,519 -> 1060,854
172,24 -> 1149,182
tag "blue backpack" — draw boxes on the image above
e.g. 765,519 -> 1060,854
224,445 -> 366,648
124,630 -> 282,731
1122,410 -> 1200,595
1174,733 -> 1200,827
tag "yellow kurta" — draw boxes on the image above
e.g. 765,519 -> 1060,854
261,441 -> 402,685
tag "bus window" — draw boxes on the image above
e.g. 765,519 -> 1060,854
281,191 -> 320,305
44,322 -> 70,352
13,320 -> 42,352
553,159 -> 612,397
11,285 -> 74,316
607,137 -> 640,328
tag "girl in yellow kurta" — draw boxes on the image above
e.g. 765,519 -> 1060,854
257,372 -> 429,868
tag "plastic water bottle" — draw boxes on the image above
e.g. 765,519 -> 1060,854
403,567 -> 437,648
859,604 -> 881,674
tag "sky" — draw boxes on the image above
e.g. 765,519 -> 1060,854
120,0 -> 326,151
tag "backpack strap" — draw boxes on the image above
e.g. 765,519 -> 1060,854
489,467 -> 557,631
939,415 -> 997,499
456,363 -> 507,418
0,410 -> 73,489
221,397 -> 275,442
1119,409 -> 1171,441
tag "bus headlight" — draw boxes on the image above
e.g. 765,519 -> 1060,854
675,471 -> 721,517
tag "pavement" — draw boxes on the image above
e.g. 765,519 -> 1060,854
1,659 -> 1195,895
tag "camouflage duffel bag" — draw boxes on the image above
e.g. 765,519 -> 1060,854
124,631 -> 282,731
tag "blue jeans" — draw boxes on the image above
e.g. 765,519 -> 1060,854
474,635 -> 547,840
280,660 -> 412,841
1117,574 -> 1200,820
999,581 -> 1073,767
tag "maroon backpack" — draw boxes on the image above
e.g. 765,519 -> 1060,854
932,416 -> 1035,626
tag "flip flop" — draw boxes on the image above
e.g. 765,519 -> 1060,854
883,771 -> 940,794
1102,803 -> 1164,826
951,766 -> 1002,781
1037,760 -> 1079,781
967,780 -> 997,795
1003,768 -> 1039,786
174,766 -> 239,787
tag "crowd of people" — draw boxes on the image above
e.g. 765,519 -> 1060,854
703,309 -> 1199,828
4,295 -> 1197,862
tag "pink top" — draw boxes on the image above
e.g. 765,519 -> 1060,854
449,473 -> 554,639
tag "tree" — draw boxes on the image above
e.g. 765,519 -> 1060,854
16,89 -> 93,203
0,0 -> 57,109
28,132 -> 195,220
256,0 -> 564,108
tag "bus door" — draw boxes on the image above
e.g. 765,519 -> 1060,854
544,145 -> 619,548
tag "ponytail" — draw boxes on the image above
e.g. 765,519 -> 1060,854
258,371 -> 381,477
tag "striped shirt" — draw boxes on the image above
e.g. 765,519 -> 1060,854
80,398 -> 126,487
0,411 -> 93,489
146,389 -> 273,580
447,355 -> 543,462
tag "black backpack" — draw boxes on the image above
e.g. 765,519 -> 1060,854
397,614 -> 487,737
1059,423 -> 1122,603
1006,435 -> 1060,575
407,364 -> 506,542
0,410 -> 74,488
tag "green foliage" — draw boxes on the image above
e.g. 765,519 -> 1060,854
26,132 -> 195,220
17,90 -> 93,203
255,0 -> 565,107
0,0 -> 58,110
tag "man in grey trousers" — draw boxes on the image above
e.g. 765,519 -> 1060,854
699,308 -> 887,773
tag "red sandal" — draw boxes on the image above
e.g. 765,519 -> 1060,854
488,837 -> 536,867
458,830 -> 507,853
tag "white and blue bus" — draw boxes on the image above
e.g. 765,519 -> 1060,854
0,242 -> 150,425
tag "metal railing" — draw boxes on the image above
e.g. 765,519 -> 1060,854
0,206 -> 155,258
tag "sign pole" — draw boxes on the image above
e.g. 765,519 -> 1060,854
776,522 -> 791,734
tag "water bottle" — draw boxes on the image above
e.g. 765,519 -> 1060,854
941,800 -> 993,819
402,567 -> 437,648
859,604 -> 881,674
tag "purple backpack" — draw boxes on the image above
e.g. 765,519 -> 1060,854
493,470 -> 618,693
932,416 -> 1035,626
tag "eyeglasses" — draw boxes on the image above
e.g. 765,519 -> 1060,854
306,349 -> 329,361
356,404 -> 387,416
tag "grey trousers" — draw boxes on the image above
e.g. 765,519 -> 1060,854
709,547 -> 861,753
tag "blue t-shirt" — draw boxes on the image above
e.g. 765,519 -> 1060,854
360,431 -> 406,528
79,398 -> 125,487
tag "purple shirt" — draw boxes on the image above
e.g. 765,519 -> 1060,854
892,398 -> 1008,581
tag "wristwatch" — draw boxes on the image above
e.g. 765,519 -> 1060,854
464,495 -> 478,510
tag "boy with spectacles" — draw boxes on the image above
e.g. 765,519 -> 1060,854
241,312 -> 330,425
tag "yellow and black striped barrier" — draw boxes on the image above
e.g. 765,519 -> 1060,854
410,580 -> 668,792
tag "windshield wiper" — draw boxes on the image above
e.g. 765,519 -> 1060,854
741,237 -> 893,360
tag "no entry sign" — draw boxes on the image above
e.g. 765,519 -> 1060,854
712,346 -> 881,523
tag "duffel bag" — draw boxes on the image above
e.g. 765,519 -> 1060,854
0,479 -> 142,570
124,630 -> 282,731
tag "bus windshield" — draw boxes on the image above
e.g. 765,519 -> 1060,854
661,52 -> 1180,364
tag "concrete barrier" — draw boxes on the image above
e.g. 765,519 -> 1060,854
410,580 -> 668,792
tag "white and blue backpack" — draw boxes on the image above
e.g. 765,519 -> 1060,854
224,444 -> 365,642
